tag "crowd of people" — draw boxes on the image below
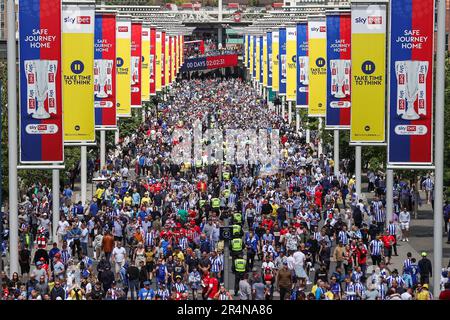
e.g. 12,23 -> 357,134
1,75 -> 449,301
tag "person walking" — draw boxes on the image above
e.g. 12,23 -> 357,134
102,231 -> 115,262
276,261 -> 293,300
418,252 -> 432,284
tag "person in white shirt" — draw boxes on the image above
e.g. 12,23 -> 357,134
57,216 -> 70,247
293,246 -> 307,286
112,242 -> 127,276
401,287 -> 413,300
399,207 -> 411,241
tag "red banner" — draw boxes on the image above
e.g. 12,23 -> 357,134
150,28 -> 156,95
131,22 -> 142,108
161,31 -> 166,87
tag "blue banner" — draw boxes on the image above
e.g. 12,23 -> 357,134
279,28 -> 286,95
252,35 -> 256,79
267,32 -> 272,88
296,23 -> 308,108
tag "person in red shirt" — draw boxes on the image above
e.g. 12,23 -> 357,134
314,188 -> 323,210
280,223 -> 290,236
206,273 -> 219,300
197,180 -> 207,193
381,232 -> 395,265
261,217 -> 274,231
439,282 -> 450,300
356,243 -> 368,275
201,273 -> 210,300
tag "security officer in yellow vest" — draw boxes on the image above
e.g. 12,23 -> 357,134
211,196 -> 220,214
230,236 -> 243,266
231,224 -> 243,238
222,170 -> 231,181
232,255 -> 247,296
232,212 -> 243,226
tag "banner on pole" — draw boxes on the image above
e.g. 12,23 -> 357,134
308,17 -> 327,117
161,31 -> 166,87
19,0 -> 64,163
94,12 -> 117,129
286,27 -> 297,102
244,34 -> 248,67
150,28 -> 156,95
279,28 -> 287,95
256,36 -> 261,83
141,25 -> 150,102
326,14 -> 351,129
170,36 -> 174,83
296,22 -> 308,109
251,35 -> 256,80
165,33 -> 170,87
116,17 -> 131,117
267,32 -> 272,88
350,4 -> 387,144
388,0 -> 434,165
259,36 -> 264,83
263,35 -> 268,87
62,2 -> 95,143
155,30 -> 162,92
272,31 -> 279,92
246,35 -> 251,69
131,22 -> 142,108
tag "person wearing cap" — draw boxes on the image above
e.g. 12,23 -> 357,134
418,251 -> 433,284
138,280 -> 155,300
416,283 -> 433,300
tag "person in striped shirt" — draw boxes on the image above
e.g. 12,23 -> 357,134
371,197 -> 386,233
369,236 -> 383,266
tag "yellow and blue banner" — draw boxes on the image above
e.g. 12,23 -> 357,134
116,17 -> 131,117
62,2 -> 95,142
308,17 -> 327,117
351,4 -> 386,143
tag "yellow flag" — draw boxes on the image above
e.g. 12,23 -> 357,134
62,3 -> 95,142
350,4 -> 386,144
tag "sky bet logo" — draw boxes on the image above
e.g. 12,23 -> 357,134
118,26 -> 128,32
64,16 -> 91,24
355,16 -> 382,24
311,26 -> 326,32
